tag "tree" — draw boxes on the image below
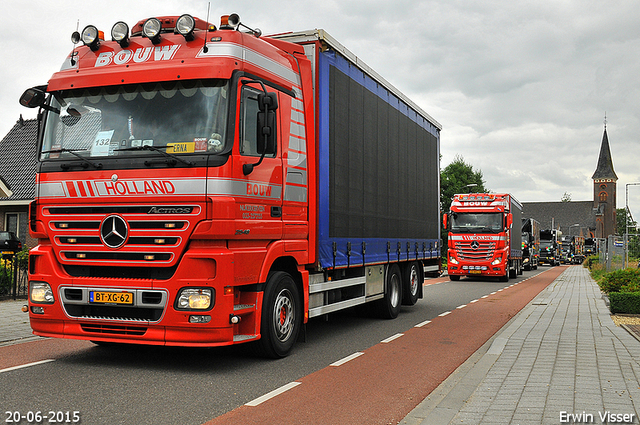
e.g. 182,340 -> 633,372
617,208 -> 638,236
561,192 -> 572,202
617,208 -> 640,260
440,155 -> 488,257
440,155 -> 488,213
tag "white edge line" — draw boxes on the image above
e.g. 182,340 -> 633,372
456,304 -> 467,309
481,295 -> 489,298
330,352 -> 364,367
470,299 -> 479,303
415,320 -> 431,328
438,311 -> 451,317
0,359 -> 55,374
381,333 -> 404,343
245,381 -> 301,406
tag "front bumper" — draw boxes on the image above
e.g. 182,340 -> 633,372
27,244 -> 252,347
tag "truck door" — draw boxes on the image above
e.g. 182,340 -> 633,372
235,82 -> 283,240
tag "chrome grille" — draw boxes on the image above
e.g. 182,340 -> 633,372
42,204 -> 200,266
454,241 -> 496,261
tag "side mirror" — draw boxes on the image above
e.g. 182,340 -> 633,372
506,213 -> 513,229
256,109 -> 276,155
255,92 -> 278,156
20,87 -> 46,109
258,92 -> 278,112
442,213 -> 448,229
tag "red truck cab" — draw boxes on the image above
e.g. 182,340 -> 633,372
444,193 -> 522,282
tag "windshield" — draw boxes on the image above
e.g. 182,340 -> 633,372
41,79 -> 228,161
450,212 -> 503,233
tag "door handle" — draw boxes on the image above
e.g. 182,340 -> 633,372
271,206 -> 282,218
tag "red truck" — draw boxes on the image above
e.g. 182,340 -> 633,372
20,13 -> 441,357
444,193 -> 522,282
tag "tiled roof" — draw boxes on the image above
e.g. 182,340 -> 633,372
522,201 -> 597,236
0,118 -> 37,201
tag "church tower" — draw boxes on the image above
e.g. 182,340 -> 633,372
592,124 -> 617,238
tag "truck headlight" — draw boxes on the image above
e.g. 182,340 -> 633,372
449,257 -> 459,265
176,288 -> 213,310
491,257 -> 502,265
30,282 -> 54,304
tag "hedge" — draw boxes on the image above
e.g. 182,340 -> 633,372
598,268 -> 640,294
609,292 -> 640,315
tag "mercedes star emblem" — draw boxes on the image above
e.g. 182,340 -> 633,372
100,215 -> 128,248
470,240 -> 480,250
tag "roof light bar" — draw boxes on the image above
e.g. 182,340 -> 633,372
176,14 -> 196,41
81,25 -> 101,51
111,21 -> 130,48
142,17 -> 162,44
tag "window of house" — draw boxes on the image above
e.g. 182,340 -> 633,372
5,213 -> 18,236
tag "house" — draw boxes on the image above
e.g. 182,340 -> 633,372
0,118 -> 38,248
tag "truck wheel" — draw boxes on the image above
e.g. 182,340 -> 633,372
509,263 -> 517,279
499,268 -> 509,282
257,271 -> 301,358
449,275 -> 460,281
375,264 -> 402,319
402,262 -> 421,306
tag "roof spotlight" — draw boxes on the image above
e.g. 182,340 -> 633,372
81,25 -> 101,51
176,14 -> 196,41
111,21 -> 130,47
142,17 -> 162,44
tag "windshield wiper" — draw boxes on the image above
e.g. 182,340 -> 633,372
43,148 -> 103,170
115,145 -> 194,167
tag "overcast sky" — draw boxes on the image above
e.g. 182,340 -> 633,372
3,1 -> 640,219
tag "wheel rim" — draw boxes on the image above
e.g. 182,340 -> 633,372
390,272 -> 401,307
409,265 -> 419,296
273,288 -> 295,342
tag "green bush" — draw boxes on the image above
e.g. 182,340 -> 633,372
0,260 -> 14,296
609,292 -> 640,314
597,268 -> 640,294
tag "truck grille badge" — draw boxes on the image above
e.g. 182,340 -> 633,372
100,215 -> 128,248
470,241 -> 480,250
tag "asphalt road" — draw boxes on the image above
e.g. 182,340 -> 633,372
0,267 -> 558,425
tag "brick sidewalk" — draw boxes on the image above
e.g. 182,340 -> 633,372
404,266 -> 640,424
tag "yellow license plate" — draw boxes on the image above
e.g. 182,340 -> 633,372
90,291 -> 133,305
469,270 -> 482,274
167,142 -> 195,154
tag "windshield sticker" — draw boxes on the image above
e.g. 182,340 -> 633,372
91,130 -> 114,156
194,138 -> 207,152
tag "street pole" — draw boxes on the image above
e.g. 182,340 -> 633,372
625,183 -> 640,268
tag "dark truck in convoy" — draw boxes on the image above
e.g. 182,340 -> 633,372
521,218 -> 539,271
560,235 -> 575,264
539,229 -> 560,266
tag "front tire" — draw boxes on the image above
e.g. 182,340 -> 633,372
499,267 -> 509,282
257,272 -> 302,358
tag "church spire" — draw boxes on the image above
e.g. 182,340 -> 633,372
592,120 -> 617,181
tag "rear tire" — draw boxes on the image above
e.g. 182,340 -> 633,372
402,262 -> 421,306
375,264 -> 402,319
257,272 -> 301,358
